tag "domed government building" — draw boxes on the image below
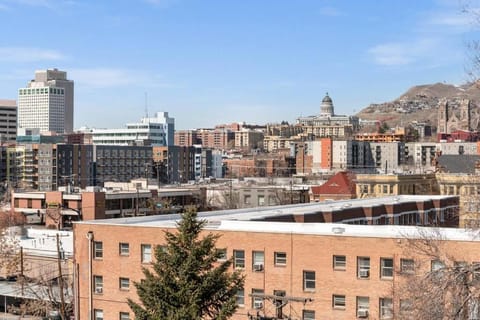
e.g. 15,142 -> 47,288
296,93 -> 360,138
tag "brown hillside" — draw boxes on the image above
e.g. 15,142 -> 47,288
356,82 -> 480,129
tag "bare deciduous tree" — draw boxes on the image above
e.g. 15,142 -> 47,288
396,228 -> 480,320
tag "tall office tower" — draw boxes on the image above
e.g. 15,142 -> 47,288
0,99 -> 17,142
18,69 -> 74,134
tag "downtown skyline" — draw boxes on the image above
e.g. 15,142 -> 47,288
0,0 -> 478,130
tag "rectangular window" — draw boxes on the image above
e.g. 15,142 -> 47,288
357,296 -> 369,317
357,257 -> 370,279
274,252 -> 287,266
380,298 -> 393,319
94,309 -> 103,320
119,312 -> 130,320
141,244 -> 152,263
94,275 -> 103,294
252,251 -> 265,271
333,294 -> 346,309
119,243 -> 129,256
119,277 -> 130,290
244,195 -> 251,204
333,255 -> 346,270
236,288 -> 245,306
217,248 -> 227,261
251,288 -> 264,309
303,270 -> 315,291
431,260 -> 445,271
233,250 -> 245,269
302,310 -> 315,320
400,259 -> 414,274
258,195 -> 265,206
94,241 -> 103,259
380,258 -> 394,278
399,299 -> 412,313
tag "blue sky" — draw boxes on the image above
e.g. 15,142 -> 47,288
0,0 -> 478,129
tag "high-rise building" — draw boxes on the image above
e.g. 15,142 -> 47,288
0,99 -> 17,142
18,69 -> 74,134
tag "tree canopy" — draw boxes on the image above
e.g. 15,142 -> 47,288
128,209 -> 244,320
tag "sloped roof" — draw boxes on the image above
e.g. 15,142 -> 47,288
437,155 -> 480,174
311,171 -> 356,195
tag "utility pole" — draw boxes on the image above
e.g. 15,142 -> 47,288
20,246 -> 24,295
135,186 -> 139,217
56,234 -> 66,320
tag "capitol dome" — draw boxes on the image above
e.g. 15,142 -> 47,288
320,93 -> 334,117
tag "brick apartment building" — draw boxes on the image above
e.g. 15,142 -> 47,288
73,195 -> 463,320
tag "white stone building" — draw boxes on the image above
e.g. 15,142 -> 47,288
18,69 -> 74,134
91,112 -> 174,146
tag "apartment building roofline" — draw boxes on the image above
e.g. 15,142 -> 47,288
75,194 -> 460,234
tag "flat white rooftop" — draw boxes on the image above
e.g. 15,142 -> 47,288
74,195 -> 469,241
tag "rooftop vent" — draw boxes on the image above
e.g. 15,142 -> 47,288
332,227 -> 345,234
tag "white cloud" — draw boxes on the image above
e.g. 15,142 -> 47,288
0,47 -> 65,62
70,68 -> 175,89
318,6 -> 345,17
368,39 -> 439,66
143,0 -> 178,8
0,0 -> 79,11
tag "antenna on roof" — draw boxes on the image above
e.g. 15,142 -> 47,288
144,92 -> 149,118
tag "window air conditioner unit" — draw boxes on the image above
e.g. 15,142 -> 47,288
254,302 -> 263,309
357,310 -> 368,318
95,288 -> 103,294
253,263 -> 264,272
359,269 -> 369,278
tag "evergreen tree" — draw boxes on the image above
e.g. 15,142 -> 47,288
128,209 -> 244,320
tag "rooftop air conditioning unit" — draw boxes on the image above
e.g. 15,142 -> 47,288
253,263 -> 264,272
359,269 -> 369,278
357,309 -> 368,318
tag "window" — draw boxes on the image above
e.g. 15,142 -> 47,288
333,295 -> 346,309
236,288 -> 245,306
94,276 -> 103,294
273,290 -> 286,310
357,296 -> 369,317
94,309 -> 103,320
333,255 -> 346,270
119,243 -> 129,256
217,248 -> 227,261
303,270 -> 315,291
380,298 -> 393,319
258,195 -> 265,206
400,259 -> 414,274
252,251 -> 265,271
274,252 -> 287,266
94,241 -> 103,259
141,244 -> 152,263
233,250 -> 245,269
244,195 -> 251,204
431,260 -> 445,272
399,299 -> 412,313
380,258 -> 394,278
251,288 -> 264,309
119,277 -> 130,290
357,257 -> 370,278
302,310 -> 315,320
119,312 -> 130,320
